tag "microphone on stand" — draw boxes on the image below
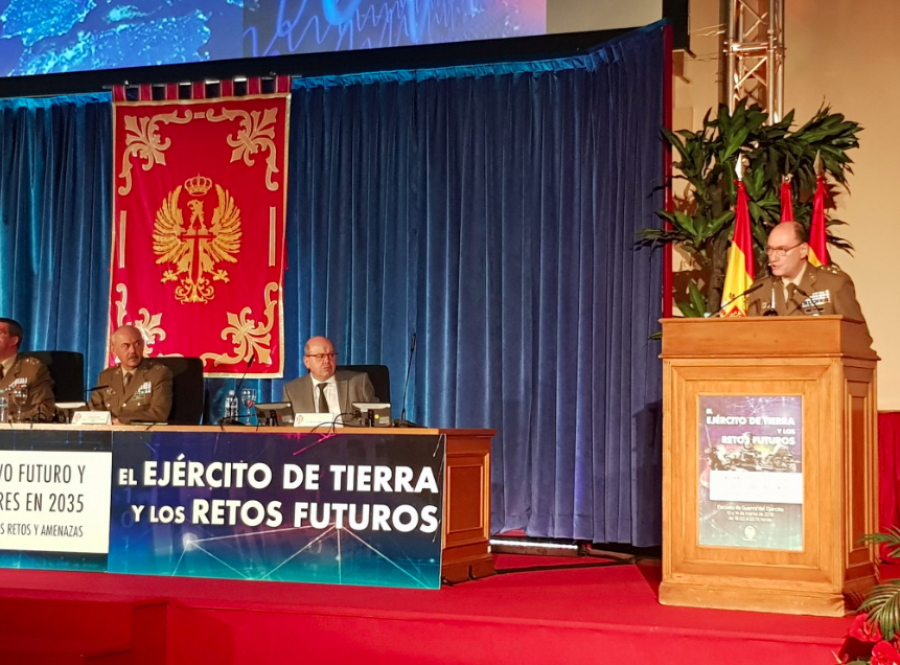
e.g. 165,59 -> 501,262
705,282 -> 764,318
235,350 -> 255,397
394,333 -> 419,428
220,351 -> 255,425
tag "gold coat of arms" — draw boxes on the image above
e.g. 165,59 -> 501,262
153,175 -> 242,304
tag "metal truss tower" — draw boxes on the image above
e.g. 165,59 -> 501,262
724,0 -> 785,122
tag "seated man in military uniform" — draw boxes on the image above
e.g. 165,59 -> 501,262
0,317 -> 55,422
747,222 -> 872,346
89,325 -> 173,425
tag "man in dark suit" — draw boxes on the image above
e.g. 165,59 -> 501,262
747,222 -> 872,346
89,325 -> 173,425
0,317 -> 55,421
283,336 -> 375,422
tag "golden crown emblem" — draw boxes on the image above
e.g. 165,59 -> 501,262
184,174 -> 213,197
153,178 -> 241,304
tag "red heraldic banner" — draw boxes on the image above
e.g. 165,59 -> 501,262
111,94 -> 290,377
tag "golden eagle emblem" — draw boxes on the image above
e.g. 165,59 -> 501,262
153,175 -> 241,304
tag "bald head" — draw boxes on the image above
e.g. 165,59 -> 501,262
771,221 -> 808,246
766,223 -> 809,280
111,325 -> 145,370
303,336 -> 337,381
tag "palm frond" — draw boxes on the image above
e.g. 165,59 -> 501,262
858,579 -> 900,640
860,526 -> 900,559
638,97 -> 861,313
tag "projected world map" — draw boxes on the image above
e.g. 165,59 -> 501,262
0,0 -> 545,77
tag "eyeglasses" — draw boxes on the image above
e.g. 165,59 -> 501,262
765,243 -> 803,258
305,353 -> 337,361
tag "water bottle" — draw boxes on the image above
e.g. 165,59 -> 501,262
224,390 -> 238,422
0,393 -> 7,424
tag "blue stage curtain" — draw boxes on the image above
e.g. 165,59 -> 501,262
0,24 -> 665,545
286,23 -> 666,544
0,93 -> 113,383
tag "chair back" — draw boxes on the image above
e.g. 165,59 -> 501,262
339,364 -> 391,405
18,351 -> 84,403
150,357 -> 205,425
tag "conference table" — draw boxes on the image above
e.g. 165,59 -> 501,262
0,424 -> 495,586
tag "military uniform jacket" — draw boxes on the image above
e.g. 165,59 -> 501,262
89,360 -> 173,425
0,354 -> 54,422
747,262 -> 872,346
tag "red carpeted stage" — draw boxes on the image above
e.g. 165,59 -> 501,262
0,554 -> 853,664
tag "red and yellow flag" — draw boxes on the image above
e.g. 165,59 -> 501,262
779,177 -> 794,223
808,174 -> 829,267
720,180 -> 756,317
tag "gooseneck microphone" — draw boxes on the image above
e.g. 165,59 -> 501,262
400,334 -> 416,422
706,282 -> 764,318
394,333 -> 419,427
234,350 -> 255,398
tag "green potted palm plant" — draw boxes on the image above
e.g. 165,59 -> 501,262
639,99 -> 861,316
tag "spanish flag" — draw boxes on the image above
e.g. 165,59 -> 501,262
780,177 -> 794,222
720,180 -> 756,317
808,174 -> 829,267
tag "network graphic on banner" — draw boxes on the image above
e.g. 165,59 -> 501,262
109,431 -> 446,589
172,523 -> 431,588
0,429 -> 446,589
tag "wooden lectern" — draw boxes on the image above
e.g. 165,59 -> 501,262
659,316 -> 878,616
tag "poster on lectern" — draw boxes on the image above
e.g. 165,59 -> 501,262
698,395 -> 803,551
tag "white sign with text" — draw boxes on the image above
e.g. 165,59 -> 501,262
72,411 -> 112,426
709,470 -> 804,505
0,450 -> 112,553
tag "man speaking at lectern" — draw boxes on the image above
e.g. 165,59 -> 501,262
747,222 -> 870,343
283,336 -> 375,421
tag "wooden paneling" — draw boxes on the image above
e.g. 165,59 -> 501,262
659,317 -> 877,616
447,464 -> 485,534
440,430 -> 495,583
661,316 -> 878,360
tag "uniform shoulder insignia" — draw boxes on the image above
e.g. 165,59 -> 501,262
22,357 -> 41,365
820,264 -> 842,275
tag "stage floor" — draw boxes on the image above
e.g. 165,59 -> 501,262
0,554 -> 853,664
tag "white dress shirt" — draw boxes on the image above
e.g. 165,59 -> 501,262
310,375 -> 340,416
